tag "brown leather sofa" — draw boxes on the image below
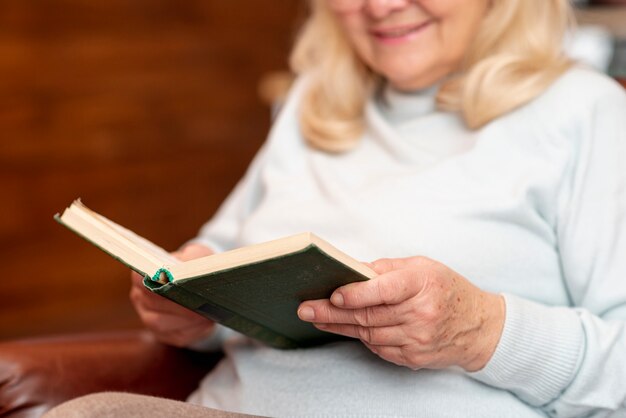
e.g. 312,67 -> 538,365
0,330 -> 221,418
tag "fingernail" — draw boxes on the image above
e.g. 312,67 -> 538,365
315,323 -> 327,329
298,307 -> 315,321
331,292 -> 344,306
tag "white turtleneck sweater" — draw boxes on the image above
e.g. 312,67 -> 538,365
186,67 -> 626,418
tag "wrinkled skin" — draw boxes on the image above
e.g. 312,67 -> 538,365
298,256 -> 505,371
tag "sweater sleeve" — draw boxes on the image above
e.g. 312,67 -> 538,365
470,80 -> 626,418
185,141 -> 270,253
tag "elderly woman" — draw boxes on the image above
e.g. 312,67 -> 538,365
46,0 -> 626,417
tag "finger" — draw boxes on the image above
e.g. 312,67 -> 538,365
140,311 -> 215,348
130,285 -> 203,317
298,299 -> 404,326
129,281 -> 194,313
139,309 -> 211,334
374,345 -> 439,370
360,261 -> 375,270
361,343 -> 419,369
331,269 -> 425,308
175,243 -> 214,262
129,271 -> 187,312
131,270 -> 146,286
313,323 -> 407,346
369,258 -> 409,274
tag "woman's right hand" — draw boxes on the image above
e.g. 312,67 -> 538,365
129,243 -> 216,347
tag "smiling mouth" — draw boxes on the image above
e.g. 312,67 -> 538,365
371,21 -> 432,40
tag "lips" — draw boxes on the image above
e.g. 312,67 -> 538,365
371,21 -> 432,40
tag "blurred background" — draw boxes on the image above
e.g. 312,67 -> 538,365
0,0 -> 303,340
0,0 -> 624,341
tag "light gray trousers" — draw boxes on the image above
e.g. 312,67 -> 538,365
42,392 -> 265,418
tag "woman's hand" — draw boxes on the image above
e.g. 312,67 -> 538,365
130,243 -> 216,348
298,256 -> 505,372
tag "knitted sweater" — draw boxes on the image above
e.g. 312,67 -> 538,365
187,67 -> 626,418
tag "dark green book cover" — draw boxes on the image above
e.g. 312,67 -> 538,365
143,244 -> 370,349
56,200 -> 374,350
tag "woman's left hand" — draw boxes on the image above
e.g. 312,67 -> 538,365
298,256 -> 505,372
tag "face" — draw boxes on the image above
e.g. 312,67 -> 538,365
327,0 -> 490,91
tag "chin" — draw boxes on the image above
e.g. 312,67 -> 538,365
387,76 -> 433,91
378,64 -> 434,91
387,65 -> 454,91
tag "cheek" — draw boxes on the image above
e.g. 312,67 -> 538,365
336,15 -> 377,66
437,22 -> 471,65
432,10 -> 485,66
420,0 -> 490,61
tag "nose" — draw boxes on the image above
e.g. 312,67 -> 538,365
365,0 -> 412,18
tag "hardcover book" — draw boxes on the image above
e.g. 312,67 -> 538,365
56,200 -> 376,349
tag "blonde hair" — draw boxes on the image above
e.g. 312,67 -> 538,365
290,0 -> 574,152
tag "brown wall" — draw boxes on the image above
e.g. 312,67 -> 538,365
0,0 -> 302,340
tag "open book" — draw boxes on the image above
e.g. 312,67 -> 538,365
56,200 -> 376,349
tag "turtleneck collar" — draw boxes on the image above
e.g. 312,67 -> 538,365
375,81 -> 439,126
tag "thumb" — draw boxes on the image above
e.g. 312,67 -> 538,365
174,243 -> 214,262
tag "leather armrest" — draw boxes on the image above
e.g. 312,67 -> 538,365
0,330 -> 221,418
